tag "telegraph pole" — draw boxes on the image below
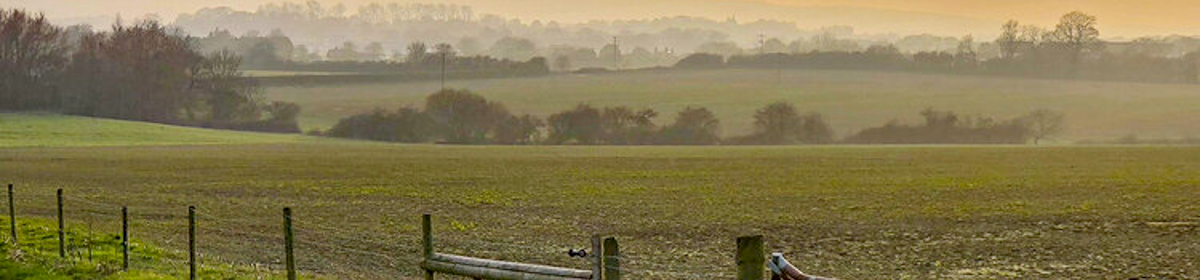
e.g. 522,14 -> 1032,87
613,36 -> 621,72
758,34 -> 765,55
777,52 -> 783,87
440,52 -> 447,91
759,34 -> 782,86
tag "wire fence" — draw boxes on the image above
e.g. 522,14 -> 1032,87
4,186 -> 760,280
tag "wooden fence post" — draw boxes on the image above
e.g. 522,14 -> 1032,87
736,235 -> 765,280
56,189 -> 64,258
7,184 -> 16,247
284,207 -> 296,280
122,206 -> 129,271
591,235 -> 602,280
188,206 -> 196,280
422,214 -> 433,280
603,237 -> 620,280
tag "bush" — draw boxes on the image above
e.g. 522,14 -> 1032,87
844,109 -> 1031,144
425,89 -> 512,144
674,53 -> 725,69
327,107 -> 429,142
658,106 -> 721,145
731,102 -> 833,145
546,104 -> 603,144
492,114 -> 544,144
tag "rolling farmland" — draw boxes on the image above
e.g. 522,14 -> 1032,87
1,118 -> 1196,278
265,69 -> 1200,141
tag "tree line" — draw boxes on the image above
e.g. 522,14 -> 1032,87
273,42 -> 550,75
172,2 -> 821,66
0,9 -> 299,132
844,108 -> 1063,145
679,12 -> 1200,85
186,30 -> 554,86
184,8 -> 1200,84
324,89 -> 1064,145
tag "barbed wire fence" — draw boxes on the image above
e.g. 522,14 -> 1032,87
4,185 -> 773,280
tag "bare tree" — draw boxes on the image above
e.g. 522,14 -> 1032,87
954,35 -> 977,69
1050,11 -> 1103,64
600,106 -> 658,144
434,43 -> 455,57
407,41 -> 428,63
364,42 -> 385,61
1021,109 -> 1066,145
750,102 -> 833,144
193,50 -> 261,123
63,20 -> 201,123
996,20 -> 1021,59
0,9 -> 67,110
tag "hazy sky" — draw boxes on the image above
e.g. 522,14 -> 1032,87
7,0 -> 1200,37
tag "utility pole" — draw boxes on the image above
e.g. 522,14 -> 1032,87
759,34 -> 782,86
758,34 -> 765,55
777,52 -> 783,87
613,36 -> 621,72
440,52 -> 447,91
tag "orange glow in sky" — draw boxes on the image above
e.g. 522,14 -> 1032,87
7,0 -> 1200,37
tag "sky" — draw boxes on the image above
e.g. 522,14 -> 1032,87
6,0 -> 1200,38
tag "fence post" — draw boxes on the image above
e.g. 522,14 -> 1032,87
736,235 -> 765,280
422,214 -> 433,280
188,206 -> 196,280
56,189 -> 64,258
7,184 -> 16,247
284,207 -> 296,280
603,237 -> 620,280
591,235 -> 602,280
122,206 -> 129,271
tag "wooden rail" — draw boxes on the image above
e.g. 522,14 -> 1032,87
420,214 -> 606,280
424,253 -> 593,280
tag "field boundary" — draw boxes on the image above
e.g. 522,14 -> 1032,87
3,184 -> 781,280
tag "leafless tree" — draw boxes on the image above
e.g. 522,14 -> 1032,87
1050,11 -> 1103,64
996,20 -> 1021,59
1021,109 -> 1066,145
0,9 -> 67,109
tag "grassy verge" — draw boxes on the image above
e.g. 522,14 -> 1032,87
1,217 -> 302,279
0,113 -> 312,148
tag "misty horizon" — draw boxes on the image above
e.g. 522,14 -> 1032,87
11,0 -> 1200,40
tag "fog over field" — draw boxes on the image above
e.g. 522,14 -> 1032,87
265,69 -> 1200,141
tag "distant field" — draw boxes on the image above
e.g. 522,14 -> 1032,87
244,70 -> 360,77
265,69 -> 1200,141
2,141 -> 1196,278
0,113 -> 313,147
